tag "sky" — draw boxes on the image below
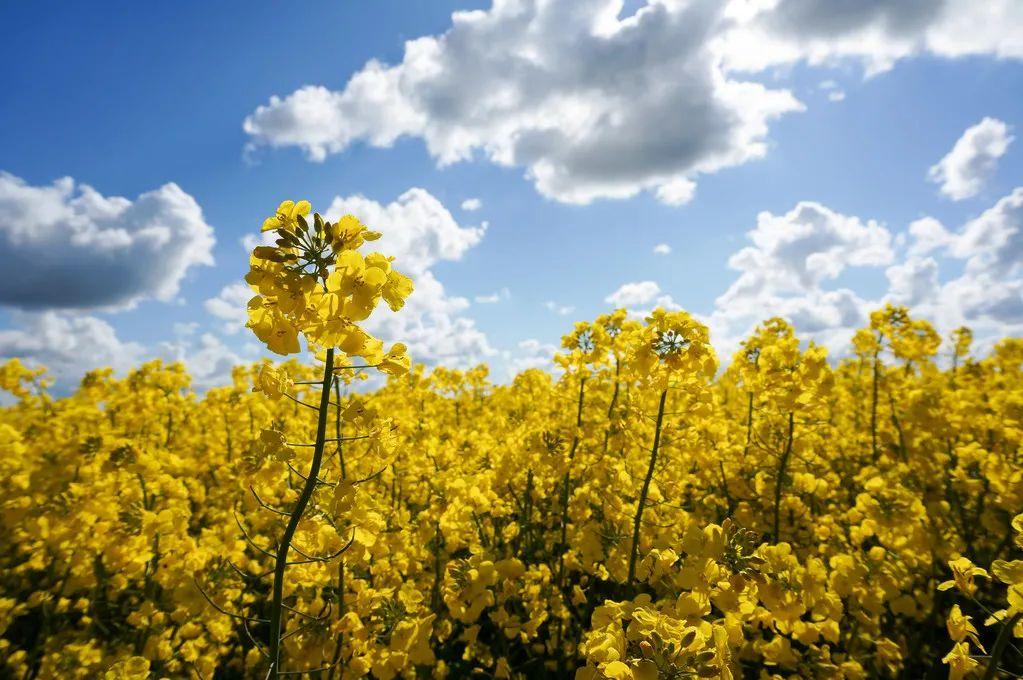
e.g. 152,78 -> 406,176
1,0 -> 1022,391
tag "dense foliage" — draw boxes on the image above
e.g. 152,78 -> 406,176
0,203 -> 1020,679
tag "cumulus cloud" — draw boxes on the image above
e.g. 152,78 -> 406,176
707,201 -> 895,355
907,217 -> 954,256
950,187 -> 1023,278
157,331 -> 256,391
461,198 -> 482,211
653,243 -> 672,255
543,301 -> 576,316
722,0 -> 1023,75
244,0 -> 802,205
932,188 -> 1023,329
475,287 -> 510,304
204,282 -> 252,333
885,256 -> 940,307
324,189 -> 495,367
604,280 -> 681,318
506,338 -> 558,377
325,188 -> 484,275
928,118 -> 1013,200
717,201 -> 893,310
0,172 -> 215,310
606,281 -> 662,307
709,189 -> 1023,359
0,309 -> 260,394
242,1 -> 1022,207
367,269 -> 496,368
0,311 -> 145,392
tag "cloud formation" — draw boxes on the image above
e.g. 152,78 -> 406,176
0,311 -> 145,392
204,282 -> 252,333
243,1 -> 1022,206
928,118 -> 1013,200
0,172 -> 215,310
244,0 -> 802,205
705,188 -> 1023,358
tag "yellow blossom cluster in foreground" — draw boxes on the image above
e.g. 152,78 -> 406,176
0,206 -> 1020,679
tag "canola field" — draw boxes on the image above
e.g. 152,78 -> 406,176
0,202 -> 1021,679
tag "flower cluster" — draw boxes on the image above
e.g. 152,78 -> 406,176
1,299 -> 1021,678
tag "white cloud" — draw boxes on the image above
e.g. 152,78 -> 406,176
204,282 -> 252,333
0,311 -> 146,392
709,201 -> 894,355
654,178 -> 698,206
818,79 -> 846,102
158,331 -> 256,391
0,309 -> 260,394
242,1 -> 1022,208
653,243 -> 672,255
709,189 -> 1023,359
605,280 -> 662,307
0,172 -> 215,310
367,270 -> 496,368
950,187 -> 1023,280
885,256 -> 940,307
240,230 -> 275,253
244,1 -> 802,206
721,0 -> 1023,76
325,188 -> 484,275
506,338 -> 558,377
604,280 -> 681,318
324,188 -> 495,367
899,190 -> 1023,342
461,198 -> 482,211
717,201 -> 893,309
928,117 -> 1013,200
907,217 -> 953,256
475,287 -> 510,304
544,300 -> 575,316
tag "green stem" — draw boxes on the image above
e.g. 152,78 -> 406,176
982,612 -> 1022,680
267,348 -> 335,677
602,359 -> 620,454
556,376 -> 586,674
870,346 -> 880,462
743,391 -> 753,460
557,376 -> 586,590
772,411 -> 794,543
627,389 -> 667,585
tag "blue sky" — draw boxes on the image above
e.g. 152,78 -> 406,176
1,1 -> 1021,390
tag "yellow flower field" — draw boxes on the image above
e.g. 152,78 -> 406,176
0,204 -> 1020,679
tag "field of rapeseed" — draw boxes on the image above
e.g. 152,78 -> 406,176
1,203 -> 1021,680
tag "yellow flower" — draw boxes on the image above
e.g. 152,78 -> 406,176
378,343 -> 411,376
252,363 -> 292,400
946,605 -> 984,652
942,642 -> 979,680
938,557 -> 988,597
261,199 -> 311,232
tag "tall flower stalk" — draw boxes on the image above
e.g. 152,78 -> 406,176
201,200 -> 413,678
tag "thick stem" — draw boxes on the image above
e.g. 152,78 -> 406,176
556,376 -> 586,674
602,359 -> 621,454
334,380 -> 346,480
772,411 -> 794,543
870,347 -> 880,462
743,391 -> 754,460
557,376 -> 586,589
628,389 -> 668,585
982,612 -> 1022,680
267,348 -> 335,677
